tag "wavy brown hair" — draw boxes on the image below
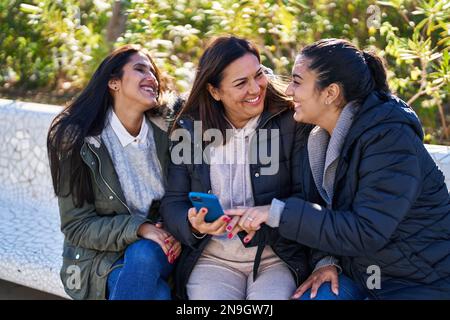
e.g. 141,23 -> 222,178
174,36 -> 293,141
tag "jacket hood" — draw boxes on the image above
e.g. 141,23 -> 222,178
147,93 -> 185,132
343,91 -> 423,154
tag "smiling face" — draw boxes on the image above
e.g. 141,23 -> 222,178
207,53 -> 268,128
285,56 -> 331,126
109,52 -> 159,113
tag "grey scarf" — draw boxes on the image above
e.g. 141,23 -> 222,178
307,101 -> 358,207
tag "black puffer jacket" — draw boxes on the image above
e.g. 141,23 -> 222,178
160,107 -> 324,299
280,91 -> 450,299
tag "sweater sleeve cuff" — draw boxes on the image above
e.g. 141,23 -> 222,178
266,198 -> 285,228
313,256 -> 343,274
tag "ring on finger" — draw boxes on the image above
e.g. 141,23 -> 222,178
246,217 -> 254,221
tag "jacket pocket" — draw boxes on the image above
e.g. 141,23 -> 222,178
60,245 -> 98,300
94,199 -> 116,215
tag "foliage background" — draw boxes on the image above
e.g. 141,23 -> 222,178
1,0 -> 449,144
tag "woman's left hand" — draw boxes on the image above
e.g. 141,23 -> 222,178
153,221 -> 181,263
225,205 -> 270,241
291,265 -> 339,299
164,235 -> 182,264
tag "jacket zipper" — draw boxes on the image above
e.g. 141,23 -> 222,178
252,107 -> 301,285
257,108 -> 287,130
86,143 -> 131,214
247,107 -> 287,191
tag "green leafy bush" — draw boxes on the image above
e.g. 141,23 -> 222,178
0,0 -> 110,91
0,0 -> 449,143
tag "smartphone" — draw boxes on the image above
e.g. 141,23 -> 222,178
189,192 -> 225,222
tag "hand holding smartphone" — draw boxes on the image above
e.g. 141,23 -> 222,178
189,192 -> 224,222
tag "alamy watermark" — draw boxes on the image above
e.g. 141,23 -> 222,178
367,5 -> 382,29
170,121 -> 280,175
366,265 -> 381,290
66,265 -> 81,290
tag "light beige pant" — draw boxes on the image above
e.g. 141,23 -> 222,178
186,257 -> 296,300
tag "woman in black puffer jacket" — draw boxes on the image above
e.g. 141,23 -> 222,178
227,39 -> 450,300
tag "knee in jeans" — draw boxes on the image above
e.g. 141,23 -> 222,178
126,239 -> 164,266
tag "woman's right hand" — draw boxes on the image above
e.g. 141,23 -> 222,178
188,207 -> 231,236
291,265 -> 339,299
137,223 -> 181,263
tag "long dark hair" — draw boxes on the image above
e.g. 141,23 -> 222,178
174,36 -> 292,140
47,44 -> 163,207
300,38 -> 390,105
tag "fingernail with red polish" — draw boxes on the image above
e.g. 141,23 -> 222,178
226,225 -> 232,231
244,237 -> 250,243
227,233 -> 233,239
222,216 -> 231,222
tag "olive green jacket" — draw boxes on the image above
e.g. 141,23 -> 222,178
58,115 -> 169,300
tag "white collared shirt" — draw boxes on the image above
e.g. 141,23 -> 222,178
101,108 -> 165,217
108,108 -> 149,148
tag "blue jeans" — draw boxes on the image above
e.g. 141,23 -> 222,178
107,239 -> 173,300
299,274 -> 367,300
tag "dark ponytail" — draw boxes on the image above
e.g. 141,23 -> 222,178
300,38 -> 390,106
362,50 -> 390,94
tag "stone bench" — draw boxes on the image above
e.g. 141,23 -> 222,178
0,98 -> 449,299
0,99 -> 68,298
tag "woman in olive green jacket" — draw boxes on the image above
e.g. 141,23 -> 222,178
47,45 -> 181,300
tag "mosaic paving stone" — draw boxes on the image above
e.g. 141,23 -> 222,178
0,99 -> 68,298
